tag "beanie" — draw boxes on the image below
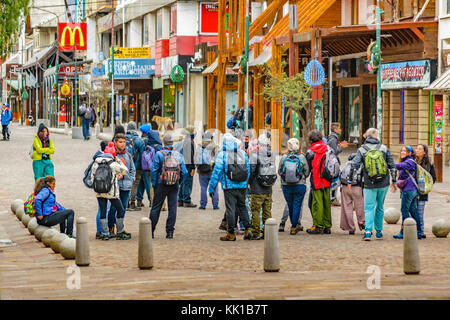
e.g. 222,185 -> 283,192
163,133 -> 173,146
287,138 -> 300,152
104,142 -> 116,157
127,121 -> 137,131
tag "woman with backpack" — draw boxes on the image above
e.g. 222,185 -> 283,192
278,138 -> 310,235
394,145 -> 421,239
415,144 -> 436,239
32,124 -> 55,181
34,176 -> 75,237
340,153 -> 365,235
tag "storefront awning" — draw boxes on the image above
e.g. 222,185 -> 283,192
23,42 -> 58,69
425,68 -> 450,92
202,58 -> 218,75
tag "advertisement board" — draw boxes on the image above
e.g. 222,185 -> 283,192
110,47 -> 151,59
380,59 -> 431,89
106,58 -> 155,79
200,2 -> 220,34
434,100 -> 443,154
58,23 -> 87,51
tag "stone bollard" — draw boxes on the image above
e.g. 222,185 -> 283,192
432,219 -> 450,238
34,225 -> 50,241
27,218 -> 39,235
384,207 -> 401,224
75,217 -> 90,267
60,238 -> 76,259
50,233 -> 69,253
42,229 -> 58,247
15,207 -> 25,220
21,213 -> 31,227
11,199 -> 24,214
403,218 -> 420,275
138,217 -> 153,270
264,218 -> 280,272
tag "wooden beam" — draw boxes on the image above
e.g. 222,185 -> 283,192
410,27 -> 425,41
249,0 -> 289,40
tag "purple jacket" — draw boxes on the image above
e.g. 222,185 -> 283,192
396,156 -> 417,192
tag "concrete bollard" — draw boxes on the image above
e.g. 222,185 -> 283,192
27,218 -> 39,235
138,217 -> 153,270
11,199 -> 24,214
264,218 -> 280,272
75,217 -> 90,266
15,207 -> 25,220
404,218 -> 420,275
21,213 -> 31,227
384,207 -> 401,224
60,238 -> 76,259
94,123 -> 100,137
34,225 -> 50,241
42,229 -> 58,247
50,233 -> 69,253
432,219 -> 450,238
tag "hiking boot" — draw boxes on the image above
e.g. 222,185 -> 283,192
166,231 -> 174,239
219,220 -> 228,231
323,227 -> 331,234
295,225 -> 304,232
290,227 -> 298,235
116,232 -> 131,240
108,226 -> 116,238
136,200 -> 144,208
128,202 -> 142,211
278,222 -> 285,232
178,201 -> 184,207
183,202 -> 197,208
220,232 -> 236,241
307,227 -> 323,234
243,229 -> 253,240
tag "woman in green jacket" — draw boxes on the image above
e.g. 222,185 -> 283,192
32,123 -> 55,181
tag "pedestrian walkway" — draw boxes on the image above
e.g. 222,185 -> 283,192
0,124 -> 449,299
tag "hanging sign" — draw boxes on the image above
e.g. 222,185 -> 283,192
380,60 -> 431,89
434,100 -> 443,154
304,60 -> 325,87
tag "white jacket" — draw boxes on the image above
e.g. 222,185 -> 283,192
91,156 -> 129,199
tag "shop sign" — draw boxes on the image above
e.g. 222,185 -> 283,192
5,64 -> 22,76
380,60 -> 431,90
110,47 -> 151,59
92,63 -> 106,78
106,58 -> 155,79
434,100 -> 443,154
201,2 -> 226,34
58,65 -> 85,77
58,23 -> 87,51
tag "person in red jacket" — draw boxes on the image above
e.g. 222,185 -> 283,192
305,130 -> 332,234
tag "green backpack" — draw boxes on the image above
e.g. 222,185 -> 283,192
406,161 -> 434,195
362,145 -> 387,183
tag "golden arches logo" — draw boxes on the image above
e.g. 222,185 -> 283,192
60,26 -> 85,48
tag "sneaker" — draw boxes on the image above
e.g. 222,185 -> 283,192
421,234 -> 426,239
295,225 -> 304,232
331,199 -> 341,207
278,223 -> 285,232
166,232 -> 174,239
136,200 -> 144,208
323,227 -> 331,234
362,232 -> 372,241
243,229 -> 253,240
116,232 -> 131,240
96,232 -> 102,239
213,206 -> 220,210
307,227 -> 323,234
290,227 -> 298,235
349,230 -> 355,235
199,206 -> 206,210
376,231 -> 383,240
100,234 -> 110,241
127,202 -> 141,211
178,201 -> 184,207
251,233 -> 263,240
393,233 -> 403,239
67,234 -> 76,239
219,220 -> 228,231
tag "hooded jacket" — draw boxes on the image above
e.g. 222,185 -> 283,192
349,137 -> 396,189
306,140 -> 331,190
328,132 -> 343,157
125,130 -> 146,170
151,145 -> 188,187
32,124 -> 55,161
1,108 -> 12,125
396,155 -> 417,192
208,134 -> 250,193
196,139 -> 219,175
115,148 -> 136,191
139,124 -> 162,150
91,153 -> 129,199
34,186 -> 66,218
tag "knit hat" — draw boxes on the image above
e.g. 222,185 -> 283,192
287,138 -> 300,152
185,125 -> 196,135
104,142 -> 116,157
127,121 -> 137,131
114,125 -> 126,136
163,133 -> 173,146
258,133 -> 271,147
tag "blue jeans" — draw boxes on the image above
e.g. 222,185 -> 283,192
137,170 -> 151,202
282,184 -> 307,228
400,189 -> 420,236
417,200 -> 426,235
363,187 -> 389,233
108,190 -> 131,228
199,174 -> 218,207
178,174 -> 193,204
82,118 -> 91,139
96,201 -> 111,233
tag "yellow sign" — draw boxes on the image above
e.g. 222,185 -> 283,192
58,23 -> 87,51
110,47 -> 151,59
61,83 -> 71,96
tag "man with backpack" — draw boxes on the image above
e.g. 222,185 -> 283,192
150,133 -> 188,239
306,130 -> 340,235
328,123 -> 348,206
79,102 -> 93,140
176,126 -> 197,208
347,128 -> 397,241
209,133 -> 252,241
196,131 -> 220,210
248,133 -> 277,239
125,122 -> 146,211
107,133 -> 136,238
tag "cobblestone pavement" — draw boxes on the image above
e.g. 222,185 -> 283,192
0,124 -> 449,299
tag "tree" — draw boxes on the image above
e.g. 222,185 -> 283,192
0,0 -> 30,57
261,61 -> 312,150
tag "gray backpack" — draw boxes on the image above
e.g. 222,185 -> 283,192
340,162 -> 362,185
320,148 -> 340,181
256,149 -> 277,187
281,154 -> 302,184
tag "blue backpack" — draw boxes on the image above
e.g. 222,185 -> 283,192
141,145 -> 156,171
196,147 -> 213,174
125,137 -> 138,162
281,154 -> 302,184
227,117 -> 236,129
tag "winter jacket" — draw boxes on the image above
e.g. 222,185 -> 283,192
249,145 -> 276,194
396,156 -> 417,192
1,108 -> 12,125
139,124 -> 162,150
91,154 -> 129,199
126,130 -> 146,170
208,135 -> 250,193
34,186 -> 66,218
277,152 -> 310,186
32,134 -> 55,161
151,145 -> 188,188
306,140 -> 331,190
349,137 -> 397,189
328,132 -> 343,157
196,140 -> 219,175
115,149 -> 136,191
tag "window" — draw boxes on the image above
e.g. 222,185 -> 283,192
156,10 -> 162,40
170,5 -> 177,35
142,16 -> 149,45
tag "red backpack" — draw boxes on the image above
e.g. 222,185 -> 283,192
160,150 -> 181,186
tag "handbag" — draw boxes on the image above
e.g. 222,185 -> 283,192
397,179 -> 408,189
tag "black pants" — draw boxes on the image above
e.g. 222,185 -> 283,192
38,209 -> 75,235
97,197 -> 124,220
149,184 -> 178,233
2,125 -> 9,139
224,188 -> 250,234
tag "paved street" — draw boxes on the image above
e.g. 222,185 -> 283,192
0,124 -> 449,299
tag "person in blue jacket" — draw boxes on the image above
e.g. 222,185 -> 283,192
1,103 -> 12,140
126,121 -> 146,211
139,122 -> 163,151
150,133 -> 188,239
35,176 -> 75,237
208,133 -> 252,241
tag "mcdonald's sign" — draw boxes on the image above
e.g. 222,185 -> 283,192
58,23 -> 87,51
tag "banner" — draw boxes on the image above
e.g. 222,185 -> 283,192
110,47 -> 151,59
58,65 -> 86,77
106,58 -> 155,79
200,2 -> 219,34
434,100 -> 443,154
380,59 -> 431,89
58,23 -> 87,51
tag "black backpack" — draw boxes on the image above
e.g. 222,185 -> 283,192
83,160 -> 95,189
93,159 -> 114,194
225,150 -> 248,183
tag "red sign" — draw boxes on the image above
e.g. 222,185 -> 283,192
58,23 -> 87,51
200,2 -> 220,34
58,65 -> 85,77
